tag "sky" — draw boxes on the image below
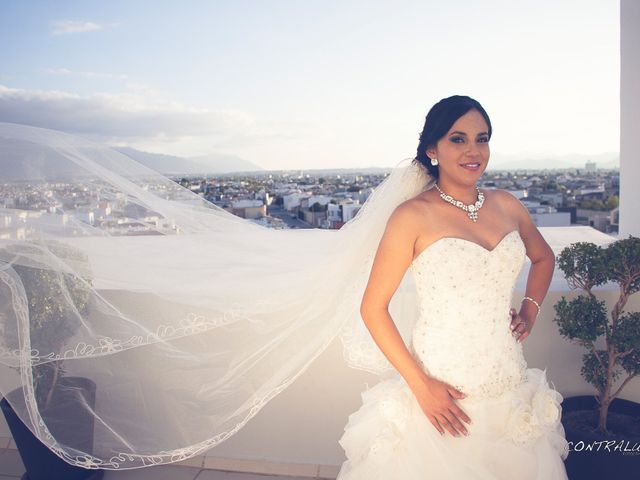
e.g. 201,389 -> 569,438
0,0 -> 620,170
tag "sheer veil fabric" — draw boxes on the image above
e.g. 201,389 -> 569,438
0,122 -> 433,469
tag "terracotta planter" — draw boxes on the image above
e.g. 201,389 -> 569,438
561,395 -> 640,480
0,376 -> 103,480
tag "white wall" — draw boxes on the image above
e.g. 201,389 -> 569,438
620,0 -> 640,237
530,212 -> 571,227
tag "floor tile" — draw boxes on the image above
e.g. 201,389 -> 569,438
0,449 -> 25,477
0,447 -> 332,480
103,464 -> 202,480
197,471 -> 311,480
202,457 -> 316,478
318,464 -> 339,479
174,455 -> 205,468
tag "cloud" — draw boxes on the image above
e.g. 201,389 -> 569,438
0,84 -> 308,155
44,68 -> 128,81
0,84 -> 249,137
51,20 -> 102,35
50,20 -> 119,35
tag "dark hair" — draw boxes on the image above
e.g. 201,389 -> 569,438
413,95 -> 492,179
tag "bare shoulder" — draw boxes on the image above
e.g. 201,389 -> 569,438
378,195 -> 432,253
401,188 -> 440,217
394,194 -> 429,220
385,197 -> 424,236
481,187 -> 517,204
359,196 -> 424,313
482,188 -> 528,227
483,188 -> 553,260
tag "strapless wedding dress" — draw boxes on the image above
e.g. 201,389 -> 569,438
336,229 -> 570,480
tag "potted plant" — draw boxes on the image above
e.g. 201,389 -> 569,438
0,239 -> 104,480
553,235 -> 640,480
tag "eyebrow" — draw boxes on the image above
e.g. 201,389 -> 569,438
449,131 -> 489,136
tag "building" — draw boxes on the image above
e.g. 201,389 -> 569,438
231,199 -> 266,219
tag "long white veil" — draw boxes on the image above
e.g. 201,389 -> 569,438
0,122 -> 433,469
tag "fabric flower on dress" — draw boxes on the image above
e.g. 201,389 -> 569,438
379,396 -> 409,431
504,368 -> 563,445
506,403 -> 543,444
531,388 -> 562,426
366,382 -> 411,463
367,426 -> 400,464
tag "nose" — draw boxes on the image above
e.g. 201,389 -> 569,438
466,143 -> 482,157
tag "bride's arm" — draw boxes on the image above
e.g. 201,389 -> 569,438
498,190 -> 556,342
359,201 -> 428,388
359,201 -> 471,437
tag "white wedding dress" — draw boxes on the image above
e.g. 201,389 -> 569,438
336,229 -> 570,480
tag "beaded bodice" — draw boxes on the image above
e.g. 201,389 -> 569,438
409,229 -> 528,400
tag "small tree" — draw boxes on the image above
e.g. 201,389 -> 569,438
1,239 -> 93,410
553,236 -> 640,433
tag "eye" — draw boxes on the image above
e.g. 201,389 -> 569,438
450,136 -> 489,144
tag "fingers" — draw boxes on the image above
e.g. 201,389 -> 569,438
430,402 -> 472,437
448,387 -> 466,399
420,379 -> 473,437
430,417 -> 444,435
509,314 -> 522,330
509,308 -> 527,338
439,412 -> 469,437
509,310 -> 523,333
511,318 -> 530,342
439,415 -> 456,436
511,321 -> 525,334
451,404 -> 472,425
428,410 -> 470,437
447,408 -> 470,436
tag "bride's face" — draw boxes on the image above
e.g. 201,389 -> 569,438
427,109 -> 490,185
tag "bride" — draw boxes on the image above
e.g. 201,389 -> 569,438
335,95 -> 569,479
0,95 -> 568,477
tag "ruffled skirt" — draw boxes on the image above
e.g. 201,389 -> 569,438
337,368 -> 569,480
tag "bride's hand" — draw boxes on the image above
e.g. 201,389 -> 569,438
509,307 -> 535,343
409,375 -> 471,438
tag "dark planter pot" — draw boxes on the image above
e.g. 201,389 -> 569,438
0,376 -> 104,480
561,395 -> 640,480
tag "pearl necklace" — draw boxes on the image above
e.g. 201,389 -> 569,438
434,183 -> 485,222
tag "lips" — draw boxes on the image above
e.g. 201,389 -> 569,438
460,162 -> 481,171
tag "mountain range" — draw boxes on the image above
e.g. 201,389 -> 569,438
0,139 -> 619,182
115,147 -> 264,175
117,148 -> 619,176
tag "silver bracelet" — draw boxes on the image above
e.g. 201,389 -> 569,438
521,296 -> 541,317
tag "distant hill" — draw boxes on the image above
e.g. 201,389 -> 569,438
113,149 -> 620,176
487,151 -> 619,171
0,137 -> 86,182
115,147 -> 264,175
189,153 -> 264,174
